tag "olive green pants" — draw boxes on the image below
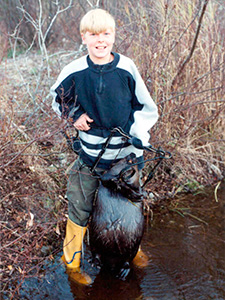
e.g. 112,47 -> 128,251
66,158 -> 104,226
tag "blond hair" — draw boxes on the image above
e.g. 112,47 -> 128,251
80,9 -> 115,34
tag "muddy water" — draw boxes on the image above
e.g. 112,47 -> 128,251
20,183 -> 225,300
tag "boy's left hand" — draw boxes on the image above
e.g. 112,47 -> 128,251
74,113 -> 93,131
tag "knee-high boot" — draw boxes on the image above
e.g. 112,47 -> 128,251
61,218 -> 92,285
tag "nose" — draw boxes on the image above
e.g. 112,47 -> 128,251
97,33 -> 104,42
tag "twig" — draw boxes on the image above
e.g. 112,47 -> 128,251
171,0 -> 210,89
86,0 -> 100,8
0,127 -> 61,168
43,0 -> 74,43
214,181 -> 221,202
183,212 -> 208,225
2,231 -> 31,250
169,4 -> 201,53
163,1 -> 201,69
9,272 -> 26,300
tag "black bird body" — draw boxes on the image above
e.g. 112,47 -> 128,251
90,154 -> 145,279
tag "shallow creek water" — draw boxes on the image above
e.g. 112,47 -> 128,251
20,183 -> 224,300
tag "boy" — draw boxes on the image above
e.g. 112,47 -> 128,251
50,9 -> 158,285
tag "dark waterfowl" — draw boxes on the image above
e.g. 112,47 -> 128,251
90,153 -> 145,279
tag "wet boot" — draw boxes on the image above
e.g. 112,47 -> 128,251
61,218 -> 92,285
132,247 -> 149,268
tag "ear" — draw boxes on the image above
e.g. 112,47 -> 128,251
81,33 -> 87,45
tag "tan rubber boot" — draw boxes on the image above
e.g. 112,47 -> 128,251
132,247 -> 149,268
61,218 -> 92,285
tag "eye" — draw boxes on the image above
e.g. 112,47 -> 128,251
121,168 -> 136,181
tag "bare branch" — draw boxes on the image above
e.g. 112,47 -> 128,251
171,0 -> 210,89
43,0 -> 74,42
86,0 -> 100,8
86,0 -> 94,7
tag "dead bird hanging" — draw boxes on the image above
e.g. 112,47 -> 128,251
62,127 -> 171,280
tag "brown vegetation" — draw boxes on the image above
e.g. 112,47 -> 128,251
0,0 -> 224,298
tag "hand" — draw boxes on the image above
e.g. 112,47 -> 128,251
74,113 -> 93,131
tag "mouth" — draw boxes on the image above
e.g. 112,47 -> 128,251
96,46 -> 107,50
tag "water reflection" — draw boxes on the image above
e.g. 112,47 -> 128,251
20,183 -> 225,300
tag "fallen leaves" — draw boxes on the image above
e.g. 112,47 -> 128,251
26,212 -> 34,229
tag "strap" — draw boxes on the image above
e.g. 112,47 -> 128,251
62,126 -> 172,185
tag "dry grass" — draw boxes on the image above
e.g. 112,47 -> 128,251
115,0 -> 224,191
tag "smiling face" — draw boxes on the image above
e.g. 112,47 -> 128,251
81,29 -> 115,65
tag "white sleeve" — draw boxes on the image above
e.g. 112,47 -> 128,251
129,61 -> 158,146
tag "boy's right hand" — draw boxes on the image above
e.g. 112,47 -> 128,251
74,113 -> 93,131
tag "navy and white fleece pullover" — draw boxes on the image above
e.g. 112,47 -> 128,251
50,52 -> 158,169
